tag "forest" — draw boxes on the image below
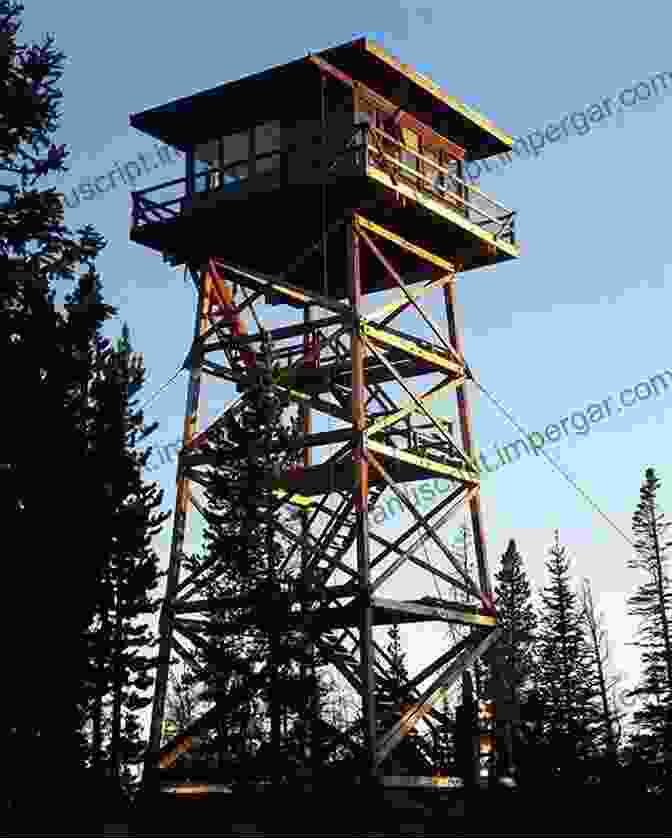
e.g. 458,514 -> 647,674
2,1 -> 670,834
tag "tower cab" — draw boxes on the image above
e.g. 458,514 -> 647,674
130,38 -> 519,297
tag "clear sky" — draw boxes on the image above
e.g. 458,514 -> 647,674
28,0 -> 671,718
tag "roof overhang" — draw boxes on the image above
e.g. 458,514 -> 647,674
130,38 -> 512,160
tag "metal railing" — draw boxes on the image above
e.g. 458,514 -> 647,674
131,176 -> 183,228
365,125 -> 516,244
130,133 -> 367,230
131,152 -> 284,229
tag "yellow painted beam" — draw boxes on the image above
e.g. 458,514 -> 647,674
367,379 -> 464,436
367,166 -> 520,260
364,39 -> 515,148
269,282 -> 345,313
362,323 -> 463,374
367,440 -> 480,483
365,273 -> 456,323
354,214 -> 455,272
273,490 -> 314,508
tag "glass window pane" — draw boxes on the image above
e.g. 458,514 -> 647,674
256,154 -> 280,175
255,121 -> 281,155
195,140 -> 218,165
222,131 -> 249,181
255,121 -> 281,174
194,141 -> 218,192
424,147 -> 443,189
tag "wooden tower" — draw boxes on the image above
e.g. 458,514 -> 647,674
129,37 -> 519,793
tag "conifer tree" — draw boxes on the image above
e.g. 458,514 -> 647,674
386,623 -> 409,701
484,538 -> 537,780
165,665 -> 203,737
535,532 -> 600,785
2,7 -> 169,816
492,539 -> 537,700
580,578 -> 621,769
432,689 -> 457,777
626,468 -> 672,792
181,337 -> 334,781
447,522 -> 486,695
1,2 -> 121,812
83,324 -> 168,789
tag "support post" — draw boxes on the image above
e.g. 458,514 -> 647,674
320,71 -> 328,297
443,280 -> 491,601
349,220 -> 376,779
444,274 -> 508,784
142,267 -> 211,795
300,303 -> 319,781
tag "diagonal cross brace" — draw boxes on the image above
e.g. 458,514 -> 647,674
375,626 -> 502,765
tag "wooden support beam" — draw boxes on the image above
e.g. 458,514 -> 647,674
367,440 -> 479,484
354,214 -> 455,272
211,258 -> 352,315
142,267 -> 211,793
366,377 -> 464,436
362,323 -> 463,374
230,315 -> 343,346
444,282 -> 492,601
372,596 -> 496,627
375,627 -> 502,765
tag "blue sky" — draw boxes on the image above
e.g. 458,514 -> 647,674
28,0 -> 671,709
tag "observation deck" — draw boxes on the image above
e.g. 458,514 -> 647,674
129,37 -> 519,296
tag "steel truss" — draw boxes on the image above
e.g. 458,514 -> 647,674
142,211 -> 502,789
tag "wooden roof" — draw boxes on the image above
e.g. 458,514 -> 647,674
130,38 -> 512,161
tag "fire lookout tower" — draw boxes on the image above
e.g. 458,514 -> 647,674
130,37 -> 520,793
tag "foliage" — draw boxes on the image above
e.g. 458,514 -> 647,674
2,2 -> 113,802
385,623 -> 408,699
82,325 -> 168,781
580,578 -> 622,764
1,3 -> 165,812
626,468 -> 672,791
165,665 -> 203,736
491,539 -> 538,700
534,532 -> 601,781
481,539 -> 538,779
177,340 -> 340,780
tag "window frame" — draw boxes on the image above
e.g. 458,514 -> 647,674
252,120 -> 282,177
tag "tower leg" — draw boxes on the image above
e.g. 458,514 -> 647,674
443,281 -> 491,601
349,222 -> 376,780
444,279 -> 512,782
141,267 -> 211,795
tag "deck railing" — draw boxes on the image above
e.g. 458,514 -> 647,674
131,125 -> 515,246
131,175 -> 183,227
365,125 -> 516,244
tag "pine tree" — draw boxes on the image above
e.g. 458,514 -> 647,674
626,468 -> 672,793
580,578 -> 621,772
386,623 -> 409,701
448,522 -> 485,695
484,539 -> 537,781
85,325 -> 168,789
1,3 -> 121,813
165,665 -> 203,737
181,335 -> 332,782
493,539 -> 537,698
432,689 -> 456,777
535,532 -> 600,786
57,302 -> 165,796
